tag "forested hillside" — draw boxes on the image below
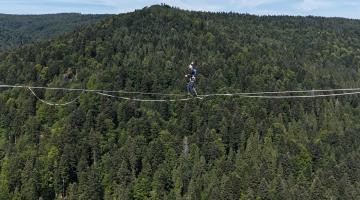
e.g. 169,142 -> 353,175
1,4 -> 360,199
0,13 -> 110,52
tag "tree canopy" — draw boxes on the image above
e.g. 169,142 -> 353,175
1,4 -> 360,199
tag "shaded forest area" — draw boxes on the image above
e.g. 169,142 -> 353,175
1,4 -> 360,199
0,13 -> 110,52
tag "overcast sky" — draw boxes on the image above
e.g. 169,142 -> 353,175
0,0 -> 359,19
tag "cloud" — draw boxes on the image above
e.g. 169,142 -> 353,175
230,0 -> 279,8
0,0 -> 117,14
298,0 -> 332,11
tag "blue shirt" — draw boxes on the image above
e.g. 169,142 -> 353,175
191,68 -> 197,77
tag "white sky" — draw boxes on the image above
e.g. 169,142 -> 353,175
0,0 -> 359,19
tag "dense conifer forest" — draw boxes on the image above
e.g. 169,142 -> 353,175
0,13 -> 110,52
1,4 -> 360,199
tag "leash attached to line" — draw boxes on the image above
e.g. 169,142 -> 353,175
27,87 -> 83,106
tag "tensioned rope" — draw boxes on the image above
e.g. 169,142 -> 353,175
97,92 -> 195,102
2,84 -> 360,95
2,84 -> 360,106
0,85 -> 185,96
199,91 -> 360,99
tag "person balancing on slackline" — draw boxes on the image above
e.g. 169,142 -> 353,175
185,61 -> 198,97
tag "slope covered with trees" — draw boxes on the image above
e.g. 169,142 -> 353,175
0,13 -> 110,52
1,4 -> 360,199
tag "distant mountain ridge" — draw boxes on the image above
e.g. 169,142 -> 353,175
0,13 -> 111,52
